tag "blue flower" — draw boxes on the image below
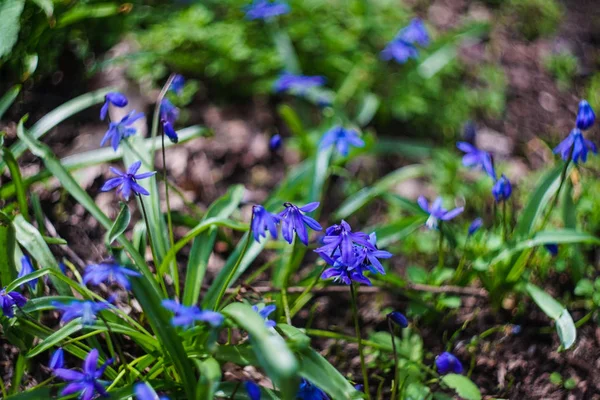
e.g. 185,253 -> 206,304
350,233 -> 392,274
463,121 -> 477,142
83,261 -> 141,290
576,100 -> 595,131
252,304 -> 276,328
19,255 -> 37,291
270,134 -> 282,151
297,378 -> 329,400
544,243 -> 558,256
49,348 -> 64,370
435,352 -> 463,375
100,92 -> 128,121
418,196 -> 464,230
315,220 -> 374,267
251,205 -> 280,243
319,126 -> 365,156
245,381 -> 261,400
273,73 -> 326,94
101,161 -> 156,201
169,74 -> 185,96
553,128 -> 597,164
162,300 -> 224,328
387,311 -> 408,328
100,111 -> 144,151
54,349 -> 112,400
467,218 -> 483,236
135,382 -> 170,400
456,142 -> 495,178
492,174 -> 512,203
398,18 -> 430,47
279,202 -> 322,245
381,18 -> 429,64
321,262 -> 372,286
160,99 -> 179,143
0,289 -> 27,318
244,0 -> 290,20
52,300 -> 109,325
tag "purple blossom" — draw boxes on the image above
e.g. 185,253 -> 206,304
245,381 -> 261,400
553,128 -> 597,164
398,18 -> 430,46
100,111 -> 144,151
278,202 -> 322,245
321,262 -> 372,286
252,304 -> 276,328
162,300 -> 224,329
83,261 -> 141,290
435,352 -> 463,375
297,378 -> 329,400
49,348 -> 65,370
0,289 -> 27,318
52,300 -> 109,325
468,218 -> 483,236
350,233 -> 392,274
418,196 -> 464,230
576,100 -> 595,131
251,205 -> 280,243
100,92 -> 128,121
492,174 -> 512,203
169,74 -> 185,96
101,161 -> 156,201
135,382 -> 170,400
160,99 -> 179,143
244,0 -> 290,20
387,311 -> 408,328
270,134 -> 282,151
381,18 -> 429,64
273,73 -> 326,94
456,141 -> 496,178
19,255 -> 37,291
315,220 -> 374,266
319,126 -> 365,156
54,349 -> 112,400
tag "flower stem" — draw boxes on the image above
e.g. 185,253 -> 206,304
215,231 -> 253,311
161,132 -> 179,296
281,287 -> 292,325
138,195 -> 167,294
388,319 -> 400,400
502,200 -> 508,242
539,158 -> 571,231
150,74 -> 176,161
437,224 -> 444,271
350,283 -> 371,399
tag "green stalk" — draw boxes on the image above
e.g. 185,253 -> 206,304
388,319 -> 400,400
350,284 -> 371,399
539,157 -> 571,231
281,287 -> 292,325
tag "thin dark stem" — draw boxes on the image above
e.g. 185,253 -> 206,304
215,232 -> 253,311
350,284 -> 371,400
138,195 -> 167,293
388,319 -> 400,400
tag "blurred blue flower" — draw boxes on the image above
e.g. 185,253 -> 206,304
252,304 -> 276,328
160,99 -> 179,143
315,220 -> 374,267
463,121 -> 477,142
456,142 -> 495,178
467,218 -> 483,237
319,126 -> 365,156
553,128 -> 597,164
19,255 -> 37,291
279,202 -> 322,245
251,205 -> 280,243
435,352 -> 463,375
576,100 -> 595,130
492,174 -> 512,203
100,92 -> 128,121
244,0 -> 290,20
162,300 -> 224,328
100,110 -> 144,151
387,311 -> 408,328
381,18 -> 429,64
49,348 -> 64,370
54,349 -> 112,400
297,378 -> 329,400
135,382 -> 170,400
273,73 -> 326,94
398,18 -> 429,46
52,300 -> 108,325
544,243 -> 558,256
245,381 -> 261,400
418,196 -> 464,230
0,289 -> 27,318
511,325 -> 522,335
83,261 -> 141,290
270,134 -> 282,151
101,161 -> 156,201
169,74 -> 185,96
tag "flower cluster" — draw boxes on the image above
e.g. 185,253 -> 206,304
554,100 -> 597,164
381,18 -> 430,64
251,202 -> 322,246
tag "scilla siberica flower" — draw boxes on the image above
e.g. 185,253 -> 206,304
319,126 -> 365,157
576,100 -> 595,131
100,92 -> 128,121
251,205 -> 280,243
418,196 -> 464,230
245,381 -> 261,400
135,382 -> 170,400
0,288 -> 27,318
54,348 -> 112,400
49,347 -> 64,370
315,220 -> 374,266
273,73 -> 326,94
468,218 -> 483,236
160,99 -> 179,143
279,202 -> 322,245
101,161 -> 156,201
435,352 -> 464,375
169,74 -> 185,96
387,311 -> 408,328
553,128 -> 597,164
456,142 -> 495,178
297,378 -> 329,400
83,261 -> 141,290
52,300 -> 109,325
162,300 -> 223,328
244,0 -> 290,20
100,110 -> 144,151
269,134 -> 282,151
252,304 -> 276,328
492,174 -> 512,203
381,18 -> 429,64
19,255 -> 37,291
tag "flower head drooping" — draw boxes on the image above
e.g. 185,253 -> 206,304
576,100 -> 595,131
456,142 -> 496,179
387,311 -> 409,328
315,220 -> 374,266
252,304 -> 276,328
162,300 -> 224,329
49,348 -> 65,370
135,382 -> 170,400
297,378 -> 329,400
273,73 -> 326,94
169,74 -> 185,96
245,381 -> 262,400
244,0 -> 290,20
553,128 -> 597,164
251,205 -> 280,243
381,18 -> 429,64
0,289 -> 27,318
52,300 -> 109,325
319,126 -> 365,157
492,174 -> 512,203
418,196 -> 464,230
435,352 -> 464,375
269,134 -> 282,151
467,218 -> 483,237
54,349 -> 112,400
544,243 -> 559,256
19,255 -> 37,291
100,92 -> 128,121
160,99 -> 180,143
83,261 -> 141,290
278,202 -> 322,245
101,161 -> 156,201
100,111 -> 144,151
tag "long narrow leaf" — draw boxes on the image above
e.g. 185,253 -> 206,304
0,84 -> 21,119
0,210 -> 18,286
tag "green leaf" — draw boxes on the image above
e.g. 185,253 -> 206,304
5,388 -> 51,399
355,92 -> 380,127
0,210 -> 18,286
26,319 -> 82,358
373,215 -> 425,248
526,283 -> 576,349
574,279 -> 594,297
9,352 -> 26,394
222,303 -> 299,400
0,0 -> 25,58
0,85 -> 21,119
196,357 -> 222,400
441,374 -> 482,400
56,3 -> 121,27
106,202 -> 131,245
2,147 -> 29,221
30,0 -> 53,17
5,267 -> 51,292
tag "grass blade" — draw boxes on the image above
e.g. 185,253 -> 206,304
106,202 -> 131,245
0,210 -> 18,286
0,84 -> 21,119
2,148 -> 29,221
